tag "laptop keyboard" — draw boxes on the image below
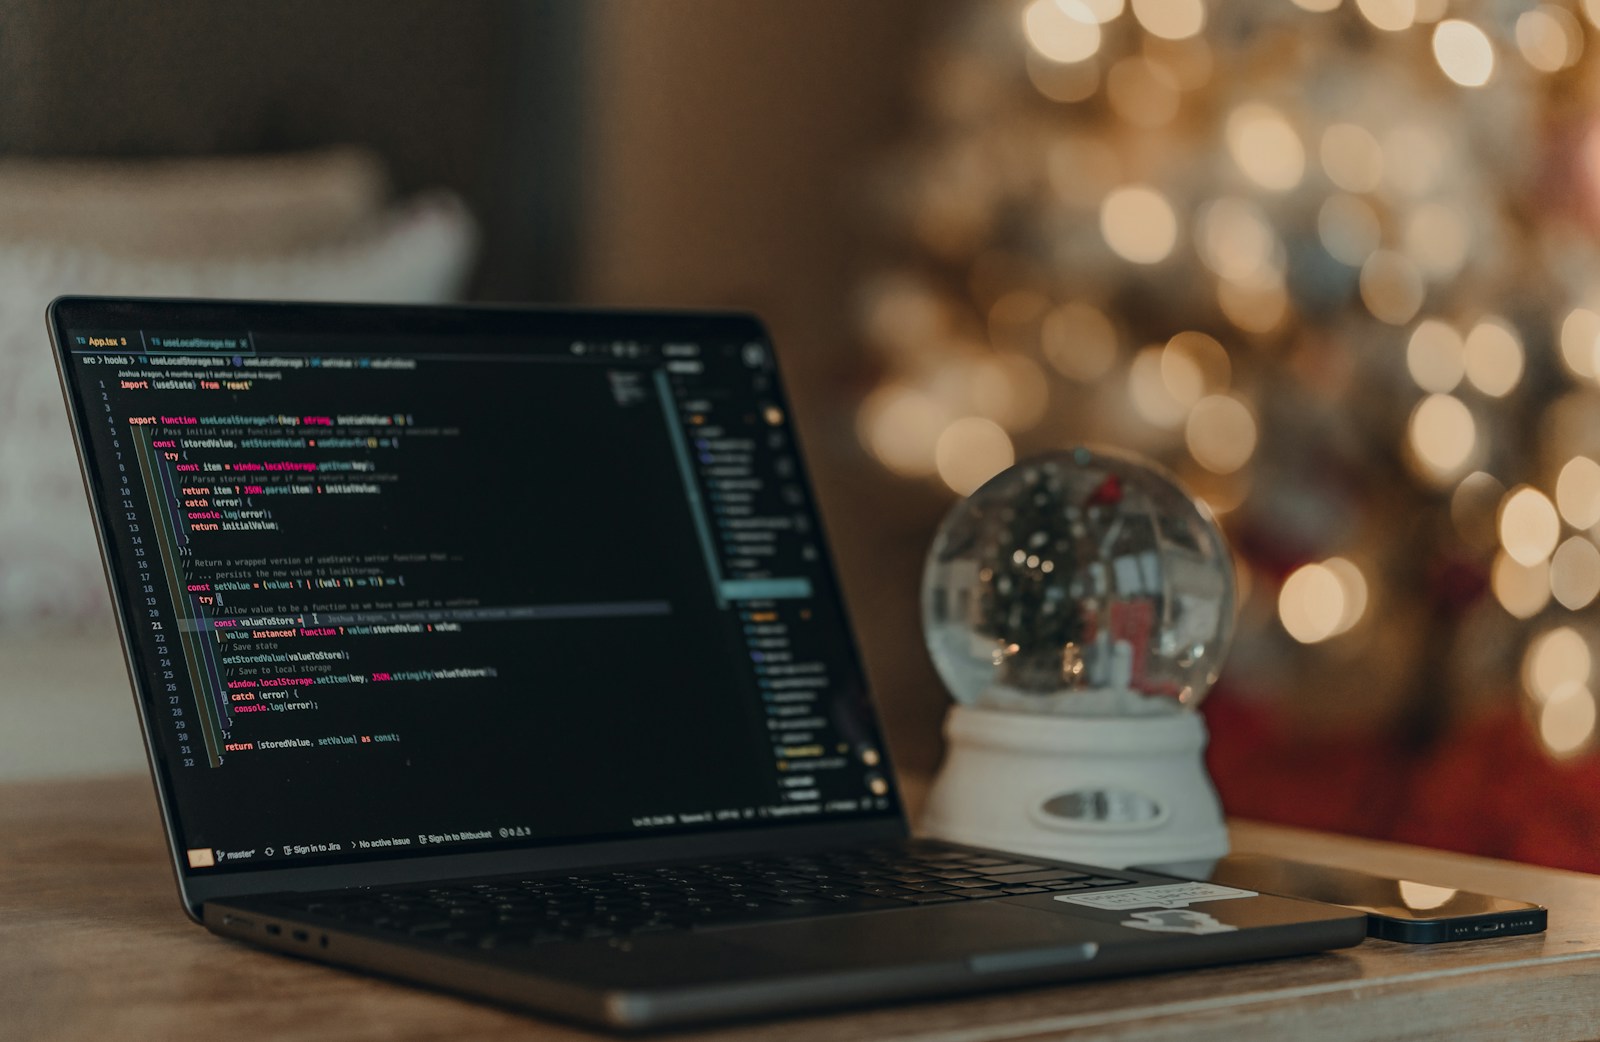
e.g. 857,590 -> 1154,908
274,842 -> 1134,950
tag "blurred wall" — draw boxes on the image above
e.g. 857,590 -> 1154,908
578,0 -> 957,773
0,0 -> 585,299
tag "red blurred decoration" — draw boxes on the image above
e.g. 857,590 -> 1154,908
1086,473 -> 1124,508
1205,691 -> 1600,874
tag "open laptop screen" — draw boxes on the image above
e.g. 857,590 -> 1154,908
52,299 -> 900,875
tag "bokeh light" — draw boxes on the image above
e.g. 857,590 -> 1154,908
1524,627 -> 1591,703
1432,20 -> 1496,87
1217,275 -> 1289,334
1186,394 -> 1257,474
1100,185 -> 1179,263
1516,6 -> 1583,72
1024,0 -> 1102,64
1078,0 -> 1126,22
1129,344 -> 1189,426
1159,340 -> 1205,406
1462,318 -> 1524,398
857,384 -> 946,477
935,417 -> 1015,495
1324,557 -> 1370,636
1356,0 -> 1416,32
1166,330 -> 1231,390
1557,456 -> 1600,529
1493,550 -> 1552,619
1406,319 -> 1465,393
1407,394 -> 1475,481
1552,536 -> 1600,610
1131,0 -> 1205,40
1501,486 -> 1561,567
1561,307 -> 1600,381
1540,683 -> 1597,757
1279,562 -> 1346,643
1397,880 -> 1458,909
1226,103 -> 1305,191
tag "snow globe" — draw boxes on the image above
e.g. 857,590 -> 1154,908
920,446 -> 1236,868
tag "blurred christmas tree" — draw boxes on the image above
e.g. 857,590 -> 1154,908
857,0 -> 1600,862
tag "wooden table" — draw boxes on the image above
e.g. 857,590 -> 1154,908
5,775 -> 1600,1042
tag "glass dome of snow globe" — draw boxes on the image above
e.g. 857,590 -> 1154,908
922,446 -> 1235,718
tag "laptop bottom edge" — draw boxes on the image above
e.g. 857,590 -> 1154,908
204,900 -> 1364,1031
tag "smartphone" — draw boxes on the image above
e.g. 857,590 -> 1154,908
1140,853 -> 1547,944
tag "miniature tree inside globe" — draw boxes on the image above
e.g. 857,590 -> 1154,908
924,447 -> 1235,718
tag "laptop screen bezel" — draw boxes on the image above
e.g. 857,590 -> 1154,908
48,295 -> 910,917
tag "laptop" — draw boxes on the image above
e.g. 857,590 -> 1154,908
48,296 -> 1365,1030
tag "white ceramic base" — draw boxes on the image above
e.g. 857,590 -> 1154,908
920,704 -> 1228,869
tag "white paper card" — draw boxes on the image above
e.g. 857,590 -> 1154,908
1053,882 -> 1258,911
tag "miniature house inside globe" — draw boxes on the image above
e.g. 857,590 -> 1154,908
920,447 -> 1238,868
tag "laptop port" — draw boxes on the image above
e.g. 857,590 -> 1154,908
265,924 -> 281,936
292,929 -> 310,943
